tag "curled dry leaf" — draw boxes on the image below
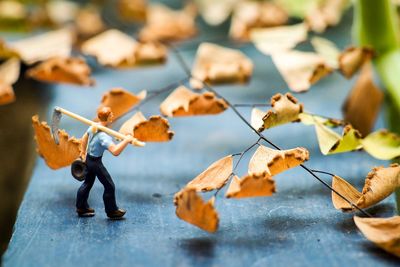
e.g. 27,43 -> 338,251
160,86 -> 228,117
310,36 -> 340,68
354,216 -> 400,258
0,57 -> 20,105
119,111 -> 174,142
229,1 -> 288,41
260,93 -> 303,131
139,4 -> 196,42
191,43 -> 253,84
32,115 -> 81,170
332,164 -> 400,211
117,0 -> 147,22
272,50 -> 333,92
186,155 -> 233,192
250,108 -> 266,131
306,0 -> 349,33
10,28 -> 73,65
248,145 -> 309,176
174,187 -> 219,233
339,46 -> 374,78
98,88 -> 146,120
298,113 -> 344,128
81,29 -> 166,67
343,62 -> 383,136
26,57 -> 94,86
225,173 -> 276,199
250,23 -> 307,55
361,130 -> 400,160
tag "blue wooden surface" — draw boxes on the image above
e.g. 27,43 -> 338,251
2,11 -> 400,267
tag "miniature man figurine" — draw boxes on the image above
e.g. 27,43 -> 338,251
76,107 -> 133,219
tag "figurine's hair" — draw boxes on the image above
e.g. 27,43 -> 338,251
97,107 -> 113,122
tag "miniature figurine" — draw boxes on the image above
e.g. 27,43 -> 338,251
76,107 -> 134,219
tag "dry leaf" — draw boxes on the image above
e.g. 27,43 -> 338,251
250,108 -> 266,131
298,113 -> 344,128
272,50 -> 333,92
118,0 -> 147,22
332,164 -> 400,211
32,115 -> 81,170
139,4 -> 196,42
186,155 -> 233,192
250,23 -> 307,55
248,145 -> 309,176
225,173 -> 276,199
354,216 -> 400,257
0,58 -> 20,105
339,46 -> 374,78
119,112 -> 174,142
189,78 -> 204,90
343,62 -> 383,136
361,130 -> 400,160
260,93 -> 303,131
75,6 -> 105,37
10,28 -> 73,65
311,36 -> 340,68
229,1 -> 288,41
0,39 -> 19,59
81,29 -> 166,67
26,57 -> 94,86
174,187 -> 219,233
160,86 -> 228,117
195,0 -> 236,25
98,88 -> 146,120
46,0 -> 78,25
306,0 -> 349,33
191,43 -> 253,84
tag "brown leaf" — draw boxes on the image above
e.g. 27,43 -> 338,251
354,216 -> 400,257
0,58 -> 20,105
332,164 -> 400,211
119,112 -> 174,142
272,50 -> 333,92
10,28 -> 74,65
248,145 -> 309,176
191,43 -> 253,84
342,62 -> 383,136
229,1 -> 288,41
338,46 -> 374,78
160,86 -> 228,117
32,115 -> 81,170
260,93 -> 303,131
139,4 -> 196,42
225,173 -> 276,198
174,188 -> 219,233
186,155 -> 233,192
117,0 -> 147,22
98,88 -> 146,120
306,0 -> 348,33
26,57 -> 94,86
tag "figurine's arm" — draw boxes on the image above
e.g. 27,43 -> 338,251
80,133 -> 89,160
108,135 -> 134,156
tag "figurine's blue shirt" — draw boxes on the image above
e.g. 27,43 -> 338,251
86,126 -> 114,157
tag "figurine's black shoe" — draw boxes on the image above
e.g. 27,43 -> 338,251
107,209 -> 126,219
77,208 -> 95,217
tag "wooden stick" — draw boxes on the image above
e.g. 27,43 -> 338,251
55,107 -> 145,147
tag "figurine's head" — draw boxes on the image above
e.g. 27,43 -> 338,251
97,106 -> 114,125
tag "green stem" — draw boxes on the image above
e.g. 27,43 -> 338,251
354,0 -> 400,214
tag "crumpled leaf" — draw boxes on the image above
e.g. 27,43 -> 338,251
26,57 -> 94,86
354,216 -> 400,258
194,0 -> 236,25
10,28 -> 74,65
119,111 -> 174,142
250,23 -> 308,55
117,0 -> 147,22
361,130 -> 400,160
332,164 -> 400,211
259,93 -> 303,131
98,88 -> 146,120
315,122 -> 362,155
191,43 -> 253,84
305,0 -> 349,33
229,1 -> 288,41
160,86 -> 228,117
311,36 -> 340,68
343,62 -> 383,136
174,187 -> 219,233
0,57 -> 20,105
81,29 -> 166,67
139,4 -> 196,42
225,173 -> 276,199
272,50 -> 333,92
186,155 -> 233,192
338,46 -> 374,78
32,115 -> 81,170
248,145 -> 309,176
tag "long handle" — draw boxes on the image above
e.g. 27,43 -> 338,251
55,107 -> 145,147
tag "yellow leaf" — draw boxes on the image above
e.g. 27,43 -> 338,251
225,173 -> 276,199
361,130 -> 400,160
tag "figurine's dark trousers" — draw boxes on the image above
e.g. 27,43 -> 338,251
76,154 -> 118,213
